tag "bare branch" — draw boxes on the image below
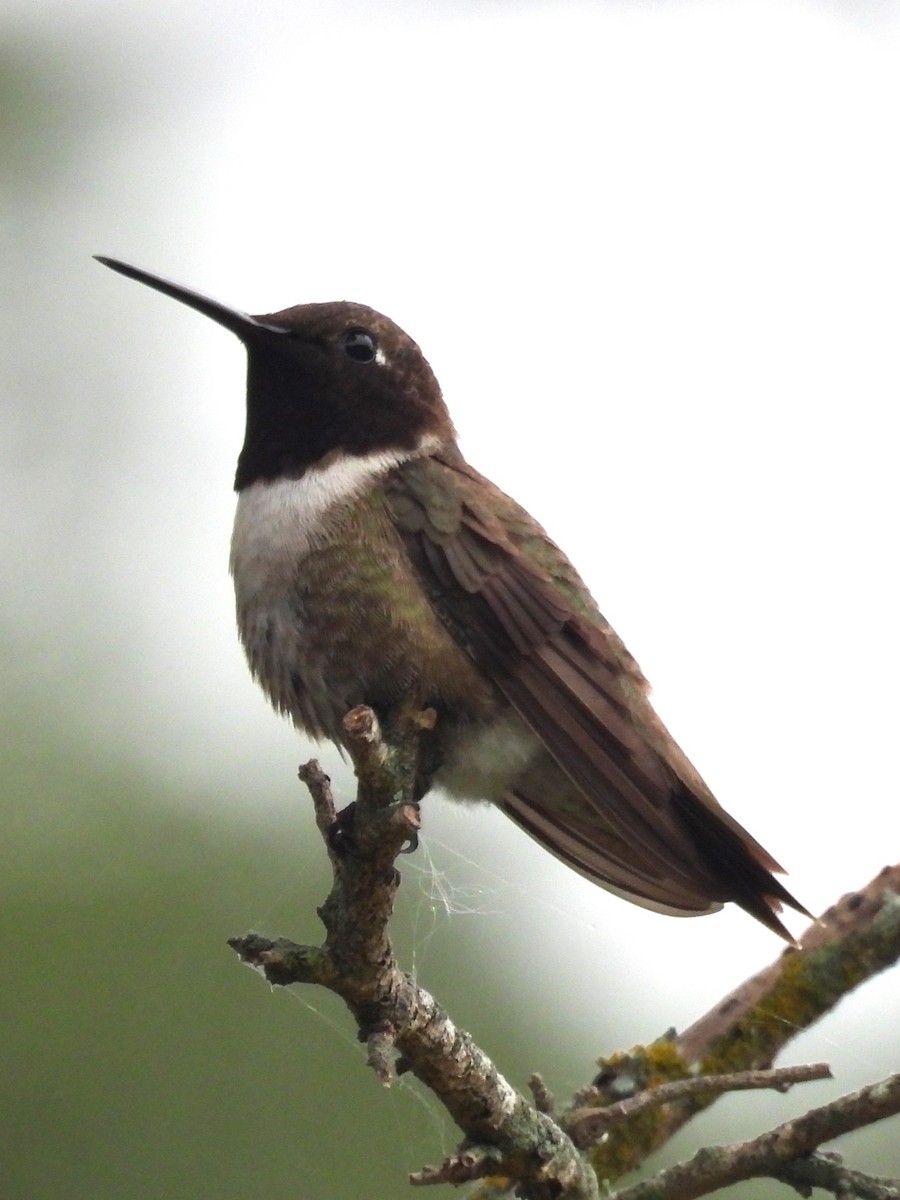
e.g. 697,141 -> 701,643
776,1150 -> 900,1200
229,706 -> 598,1200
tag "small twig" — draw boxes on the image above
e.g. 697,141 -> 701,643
530,1074 -> 556,1116
410,1145 -> 507,1187
342,704 -> 389,787
297,759 -> 335,838
366,1022 -> 399,1086
568,1064 -> 832,1149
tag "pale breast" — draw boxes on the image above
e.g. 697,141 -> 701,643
229,449 -> 499,742
230,452 -> 420,602
230,456 -> 409,737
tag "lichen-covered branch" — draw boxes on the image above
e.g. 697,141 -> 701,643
569,867 -> 900,1182
607,1072 -> 900,1200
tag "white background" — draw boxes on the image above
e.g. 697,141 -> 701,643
4,0 -> 899,1147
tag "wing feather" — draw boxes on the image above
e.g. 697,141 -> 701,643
385,452 -> 807,936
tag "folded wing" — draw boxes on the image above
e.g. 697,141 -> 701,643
385,450 -> 807,937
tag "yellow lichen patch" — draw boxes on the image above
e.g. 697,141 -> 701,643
584,1040 -> 696,1182
699,942 -> 873,1079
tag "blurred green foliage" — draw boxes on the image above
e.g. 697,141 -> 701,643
3,691 -> 513,1199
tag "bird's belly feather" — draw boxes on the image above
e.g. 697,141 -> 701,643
230,479 -> 504,752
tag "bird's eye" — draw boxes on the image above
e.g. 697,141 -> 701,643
341,327 -> 378,363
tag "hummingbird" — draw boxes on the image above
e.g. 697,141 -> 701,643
96,256 -> 807,938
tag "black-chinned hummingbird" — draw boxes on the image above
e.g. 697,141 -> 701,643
96,256 -> 807,938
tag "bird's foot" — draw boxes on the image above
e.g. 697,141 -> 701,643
328,799 -> 419,857
400,826 -> 419,854
327,802 -> 358,855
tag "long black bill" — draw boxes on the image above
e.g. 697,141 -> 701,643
94,257 -> 288,339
